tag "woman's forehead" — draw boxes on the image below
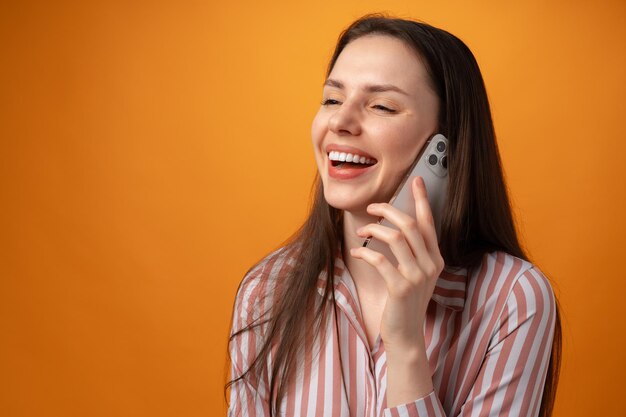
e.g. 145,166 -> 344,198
328,35 -> 430,94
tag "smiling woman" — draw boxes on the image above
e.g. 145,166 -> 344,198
312,34 -> 439,214
226,14 -> 560,417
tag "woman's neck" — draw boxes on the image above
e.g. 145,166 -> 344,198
342,210 -> 388,292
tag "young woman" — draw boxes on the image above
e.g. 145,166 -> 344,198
227,14 -> 561,417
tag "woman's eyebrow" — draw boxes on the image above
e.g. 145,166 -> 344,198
323,78 -> 409,96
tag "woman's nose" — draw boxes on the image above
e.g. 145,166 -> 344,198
328,102 -> 362,136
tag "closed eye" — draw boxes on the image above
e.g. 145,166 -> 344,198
372,104 -> 396,113
321,98 -> 341,106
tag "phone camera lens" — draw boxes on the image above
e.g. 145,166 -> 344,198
428,154 -> 438,165
441,156 -> 448,169
436,141 -> 446,152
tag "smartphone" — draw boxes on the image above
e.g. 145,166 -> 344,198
362,133 -> 449,266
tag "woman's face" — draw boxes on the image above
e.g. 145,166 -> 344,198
311,34 -> 440,213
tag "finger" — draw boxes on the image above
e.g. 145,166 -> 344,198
349,246 -> 410,294
366,202 -> 430,266
411,177 -> 439,255
357,223 -> 418,275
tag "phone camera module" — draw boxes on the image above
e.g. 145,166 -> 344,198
436,141 -> 446,152
441,155 -> 448,169
428,154 -> 438,165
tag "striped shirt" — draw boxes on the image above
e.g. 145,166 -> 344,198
228,246 -> 556,416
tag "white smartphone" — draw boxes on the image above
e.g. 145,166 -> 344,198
362,133 -> 449,266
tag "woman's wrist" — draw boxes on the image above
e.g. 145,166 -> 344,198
385,344 -> 434,407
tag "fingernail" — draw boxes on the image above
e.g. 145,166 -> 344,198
413,177 -> 425,192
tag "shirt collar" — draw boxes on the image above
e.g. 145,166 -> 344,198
317,256 -> 468,312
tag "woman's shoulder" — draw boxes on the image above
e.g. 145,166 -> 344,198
233,245 -> 299,316
468,251 -> 555,314
472,251 -> 557,351
241,244 -> 299,285
475,250 -> 552,285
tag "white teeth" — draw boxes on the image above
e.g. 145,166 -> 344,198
327,151 -> 375,165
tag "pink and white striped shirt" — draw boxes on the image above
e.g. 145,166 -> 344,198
228,246 -> 556,416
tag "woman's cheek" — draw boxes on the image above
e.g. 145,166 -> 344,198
310,110 -> 327,139
310,117 -> 327,175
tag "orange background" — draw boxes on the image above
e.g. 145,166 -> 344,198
1,1 -> 624,416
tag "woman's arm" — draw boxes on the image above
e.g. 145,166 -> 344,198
350,177 -> 556,416
350,177 -> 445,406
382,267 -> 556,417
228,327 -> 271,417
227,260 -> 277,417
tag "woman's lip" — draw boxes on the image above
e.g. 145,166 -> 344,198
328,160 -> 376,180
325,144 -> 376,161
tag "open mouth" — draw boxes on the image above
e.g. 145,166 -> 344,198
328,151 -> 377,168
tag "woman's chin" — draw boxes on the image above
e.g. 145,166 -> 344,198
323,193 -> 359,211
323,193 -> 378,216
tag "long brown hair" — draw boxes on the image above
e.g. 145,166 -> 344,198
226,13 -> 561,417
